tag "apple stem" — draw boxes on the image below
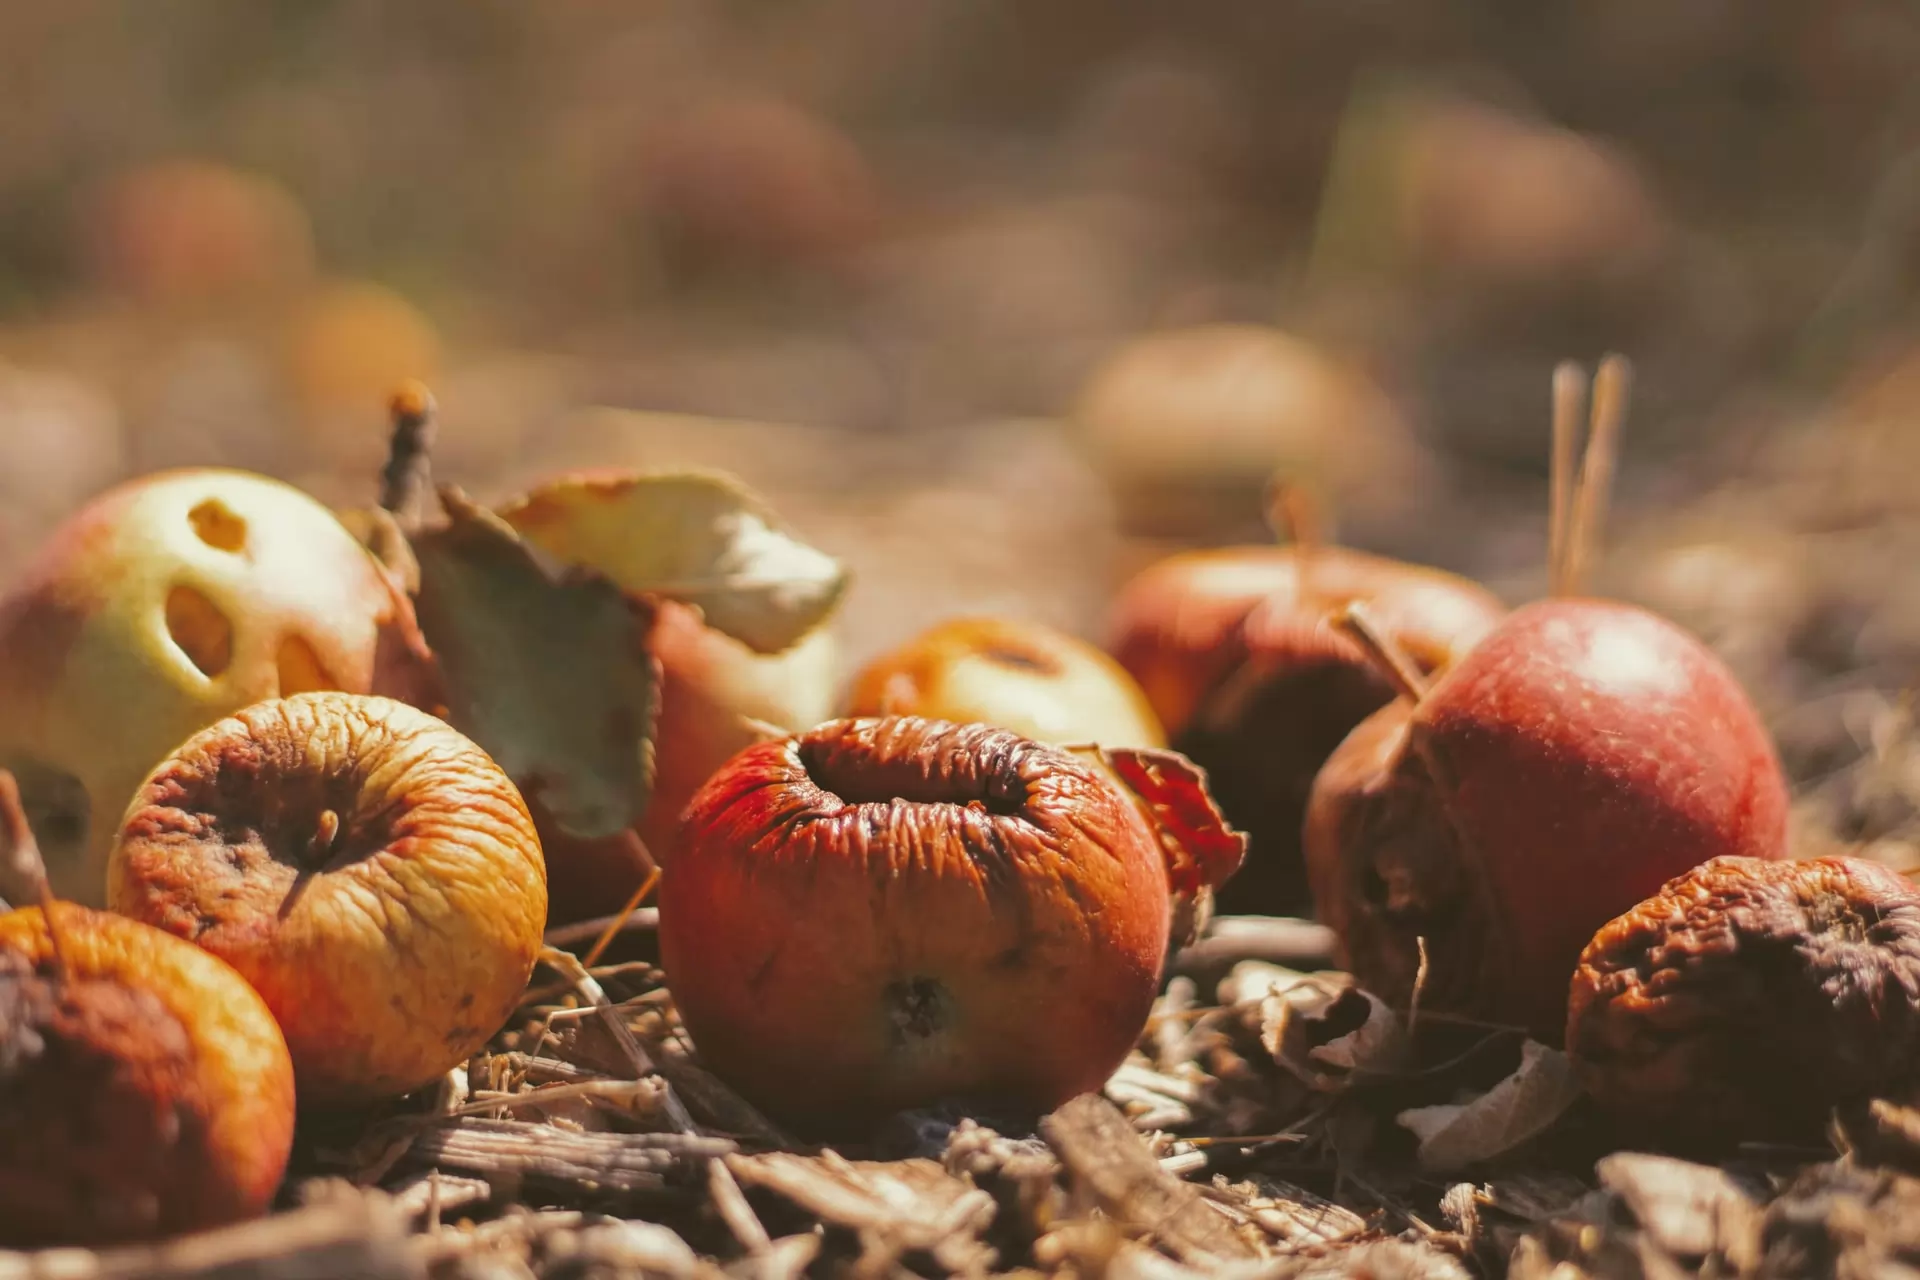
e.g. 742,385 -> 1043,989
0,770 -> 68,978
1563,354 -> 1632,599
1548,361 -> 1587,598
1331,601 -> 1429,705
380,379 -> 439,529
308,809 -> 341,863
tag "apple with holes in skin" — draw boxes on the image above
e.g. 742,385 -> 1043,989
0,468 -> 434,906
1303,597 -> 1791,1040
1108,543 -> 1504,914
847,616 -> 1165,750
0,902 -> 295,1247
108,692 -> 547,1105
660,716 -> 1193,1136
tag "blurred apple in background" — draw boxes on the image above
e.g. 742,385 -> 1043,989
282,279 -> 443,416
847,615 -> 1165,749
0,364 -> 126,585
1070,324 -> 1432,545
80,160 -> 315,308
0,468 -> 432,904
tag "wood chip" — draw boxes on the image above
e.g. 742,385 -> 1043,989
1040,1094 -> 1260,1266
0,1195 -> 418,1280
726,1151 -> 997,1275
406,1116 -> 735,1195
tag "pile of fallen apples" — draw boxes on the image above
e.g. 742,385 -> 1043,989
2,363 -> 1916,1251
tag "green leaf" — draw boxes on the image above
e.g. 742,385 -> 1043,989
411,486 -> 659,840
497,469 -> 847,655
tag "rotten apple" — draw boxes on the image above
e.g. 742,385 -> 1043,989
847,615 -> 1166,750
0,902 -> 295,1247
0,467 -> 433,906
1108,542 -> 1504,913
1303,596 -> 1791,1039
657,716 -> 1235,1136
108,691 -> 547,1105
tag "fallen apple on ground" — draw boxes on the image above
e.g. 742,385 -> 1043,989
107,691 -> 547,1106
847,615 -> 1166,750
657,715 -> 1240,1137
0,467 -> 434,906
1304,358 -> 1791,1038
0,900 -> 295,1247
1108,539 -> 1504,914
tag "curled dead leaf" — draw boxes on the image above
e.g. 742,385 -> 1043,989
1397,1040 -> 1583,1172
411,486 -> 660,840
497,468 -> 848,655
1225,961 -> 1409,1091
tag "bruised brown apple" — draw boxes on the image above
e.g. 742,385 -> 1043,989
0,902 -> 295,1247
847,616 -> 1165,750
0,468 -> 435,905
658,716 -> 1239,1136
1108,543 -> 1504,913
108,692 -> 547,1105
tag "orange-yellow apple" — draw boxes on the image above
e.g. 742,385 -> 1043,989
0,902 -> 295,1246
108,692 -> 547,1106
846,615 -> 1165,749
659,717 -> 1178,1136
1108,543 -> 1504,912
0,468 -> 433,905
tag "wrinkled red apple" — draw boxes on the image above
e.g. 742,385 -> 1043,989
0,468 -> 433,905
1109,543 -> 1504,913
1303,597 -> 1791,1039
658,717 -> 1202,1135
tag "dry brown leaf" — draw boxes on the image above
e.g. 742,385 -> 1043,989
1397,1040 -> 1583,1171
1233,963 -> 1409,1091
498,468 -> 847,655
411,486 -> 660,840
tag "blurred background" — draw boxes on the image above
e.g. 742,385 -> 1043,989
8,1 -> 1920,851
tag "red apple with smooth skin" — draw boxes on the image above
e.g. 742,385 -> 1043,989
1303,597 -> 1791,1039
658,716 -> 1184,1137
1109,543 -> 1504,913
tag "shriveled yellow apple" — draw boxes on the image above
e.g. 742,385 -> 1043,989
0,469 -> 433,905
846,616 -> 1165,749
108,692 -> 547,1106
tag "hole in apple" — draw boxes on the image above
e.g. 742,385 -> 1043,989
980,642 -> 1058,676
275,635 -> 338,696
187,499 -> 248,553
165,586 -> 234,678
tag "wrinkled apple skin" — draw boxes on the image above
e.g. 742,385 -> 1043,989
108,693 -> 547,1105
0,468 -> 432,906
1109,544 -> 1504,914
847,615 -> 1165,750
1305,598 -> 1791,1039
0,903 -> 295,1247
658,716 -> 1171,1136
